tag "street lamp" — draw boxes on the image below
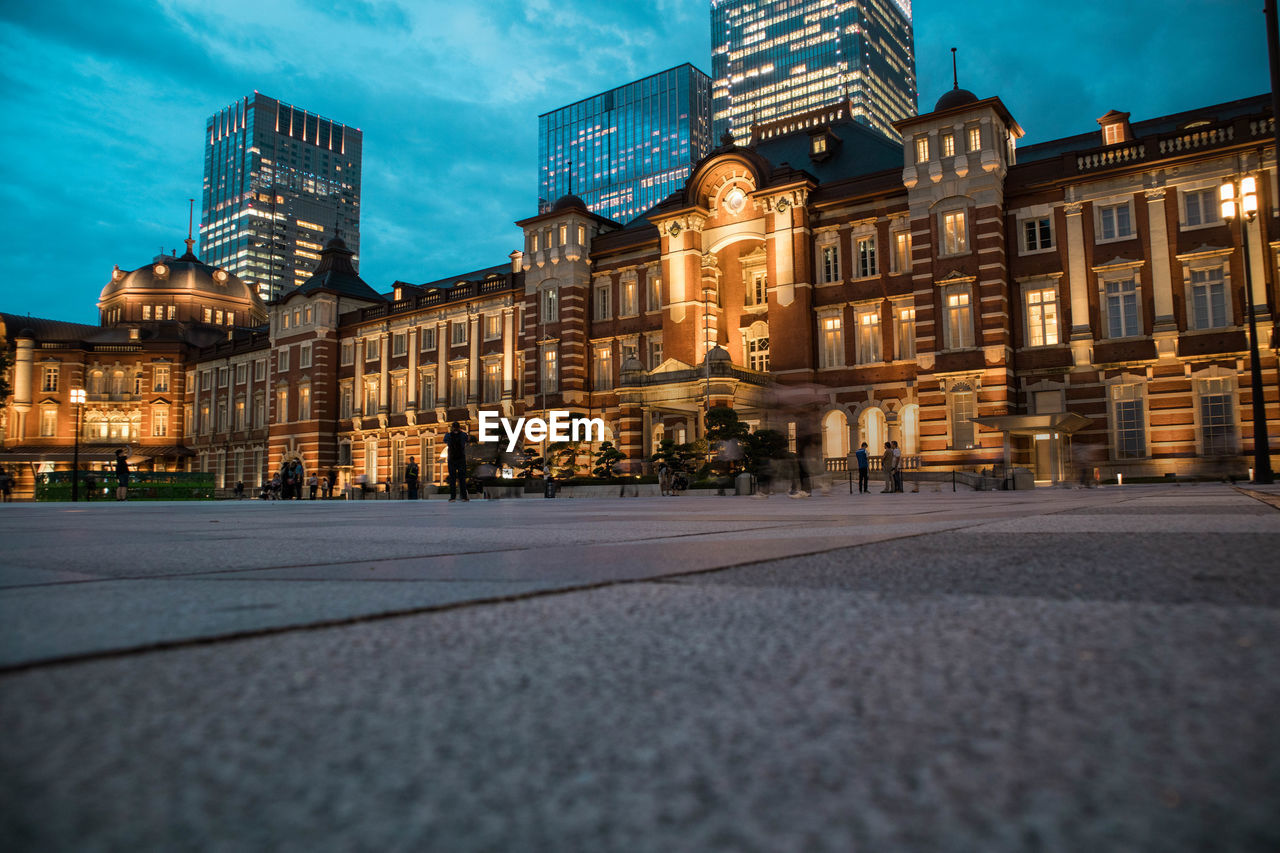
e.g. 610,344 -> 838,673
69,388 -> 86,501
1220,174 -> 1274,484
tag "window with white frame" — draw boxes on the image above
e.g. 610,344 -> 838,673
300,343 -> 312,369
364,441 -> 378,481
593,345 -> 614,391
40,407 -> 57,437
199,402 -> 210,434
594,282 -> 611,321
234,398 -> 245,430
484,361 -> 503,402
1097,201 -> 1134,241
1111,382 -> 1146,459
895,302 -> 916,360
142,305 -> 152,320
276,385 -> 289,424
966,125 -> 981,152
253,393 -> 265,428
390,376 -> 406,413
303,306 -> 312,324
949,383 -> 976,449
820,243 -> 840,283
41,365 -> 59,393
363,377 -> 378,414
1198,376 -> 1236,455
1183,187 -> 1219,228
856,307 -> 882,363
621,341 -> 639,365
941,210 -> 968,255
620,278 -> 638,316
201,370 -> 212,390
541,347 -> 558,393
484,314 -> 501,341
746,331 -> 769,372
451,322 -> 467,346
1025,286 -> 1060,347
648,338 -> 663,370
647,271 -> 662,311
856,235 -> 877,278
278,348 -> 289,373
392,332 -> 407,356
1189,265 -> 1229,330
891,229 -> 911,273
540,287 -> 559,323
298,384 -> 312,420
254,359 -> 266,381
340,383 -> 353,419
420,326 -> 436,350
232,363 -> 245,386
914,135 -> 929,163
1022,217 -> 1053,252
217,400 -> 228,432
365,338 -> 380,361
419,373 -> 436,409
940,132 -> 956,158
1104,278 -> 1141,338
819,315 -> 844,368
450,365 -> 467,407
745,270 -> 767,306
943,286 -> 974,349
152,406 -> 168,437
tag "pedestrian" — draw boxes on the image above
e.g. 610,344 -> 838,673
658,461 -> 672,496
114,448 -> 130,501
880,442 -> 894,493
308,473 -> 319,500
444,421 -> 470,502
321,475 -> 332,500
326,470 -> 337,499
855,442 -> 870,494
234,480 -> 244,499
405,456 -> 420,500
1,465 -> 14,502
892,440 -> 903,493
270,472 -> 282,500
85,472 -> 96,500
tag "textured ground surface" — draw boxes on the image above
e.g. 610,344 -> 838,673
2,484 -> 1278,851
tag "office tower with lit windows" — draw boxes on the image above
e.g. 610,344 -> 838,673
711,0 -> 916,143
200,93 -> 362,303
538,63 -> 713,224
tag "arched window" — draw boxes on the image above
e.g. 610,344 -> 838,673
822,410 -> 849,460
88,370 -> 105,396
744,321 -> 770,372
859,407 -> 887,452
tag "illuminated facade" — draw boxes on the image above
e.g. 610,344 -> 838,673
201,93 -> 362,303
711,0 -> 916,143
538,64 -> 713,224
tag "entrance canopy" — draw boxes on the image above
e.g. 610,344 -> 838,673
971,412 -> 1092,485
971,412 -> 1092,437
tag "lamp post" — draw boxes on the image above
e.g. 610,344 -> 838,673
69,388 -> 85,501
1220,175 -> 1274,484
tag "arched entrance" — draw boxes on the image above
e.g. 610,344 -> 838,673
859,406 -> 887,453
822,409 -> 849,461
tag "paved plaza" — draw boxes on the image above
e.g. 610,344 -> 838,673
1,484 -> 1278,851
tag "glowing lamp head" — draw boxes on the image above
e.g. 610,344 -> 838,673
70,388 -> 86,404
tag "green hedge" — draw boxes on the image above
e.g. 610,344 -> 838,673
36,470 -> 215,501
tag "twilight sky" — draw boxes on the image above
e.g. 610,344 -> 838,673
0,0 -> 1268,325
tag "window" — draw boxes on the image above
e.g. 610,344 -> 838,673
142,305 -> 152,320
812,136 -> 827,155
966,125 -> 981,152
88,370 -> 104,396
392,332 -> 407,356
254,360 -> 266,381
484,361 -> 502,402
895,303 -> 916,360
944,288 -> 974,349
364,442 -> 378,481
530,233 -> 539,253
390,377 -> 406,413
578,225 -> 585,245
450,365 -> 467,407
363,377 -> 379,414
1103,123 -> 1124,146
152,407 -> 168,437
1022,217 -> 1053,252
1198,377 -> 1236,455
856,236 -> 877,278
940,132 -> 955,158
253,393 -> 265,428
420,373 -> 436,409
201,370 -> 212,391
594,283 -> 611,321
1098,202 -> 1133,241
451,322 -> 467,346
950,384 -> 976,449
559,224 -> 567,246
340,383 -> 353,419
234,398 -> 245,430
300,343 -> 312,369
647,272 -> 662,311
1183,188 -> 1218,228
41,365 -> 59,393
40,407 -> 57,437
216,367 -> 228,387
392,438 -> 406,483
746,271 -> 768,306
226,311 -> 234,327
167,305 -> 176,320
540,287 -> 559,323
621,341 -> 639,365
298,384 -> 312,420
278,348 -> 290,373
420,326 -> 436,350
818,316 -> 844,368
541,347 -> 558,393
215,309 -> 223,325
620,279 -> 638,316
1190,266 -> 1228,330
1111,383 -> 1146,459
820,244 -> 840,283
275,386 -> 289,423
484,314 -> 501,341
891,230 -> 911,273
233,363 -> 246,385
746,334 -> 769,372
303,306 -> 313,324
341,342 -> 354,365
856,307 -> 882,364
1025,287 -> 1060,347
293,309 -> 301,328
133,373 -> 143,396
199,402 -> 210,434
1104,278 -> 1141,338
648,339 -> 664,370
366,338 -> 380,361
914,135 -> 929,163
593,346 -> 613,391
204,307 -> 213,323
941,211 -> 968,255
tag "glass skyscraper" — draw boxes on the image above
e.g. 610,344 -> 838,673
201,93 -> 362,303
538,64 -> 713,224
711,0 -> 916,143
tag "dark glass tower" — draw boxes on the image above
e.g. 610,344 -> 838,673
538,64 -> 713,224
200,93 -> 362,303
712,0 -> 916,143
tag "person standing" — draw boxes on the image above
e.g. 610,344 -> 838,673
405,456 -> 420,500
658,461 -> 672,496
855,442 -> 870,494
114,448 -> 130,501
308,473 -> 319,500
444,421 -> 470,502
891,440 -> 903,493
0,466 -> 13,502
880,442 -> 894,494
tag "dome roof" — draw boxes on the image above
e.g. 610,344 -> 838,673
703,345 -> 732,365
100,244 -> 262,310
934,86 -> 979,112
551,193 -> 587,212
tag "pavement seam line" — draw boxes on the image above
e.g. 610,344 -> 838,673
1233,486 -> 1280,512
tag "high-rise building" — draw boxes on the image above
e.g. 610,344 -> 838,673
538,64 -> 713,224
200,93 -> 362,303
711,0 -> 916,143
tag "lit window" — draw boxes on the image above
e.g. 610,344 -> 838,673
940,133 -> 955,158
593,346 -> 614,391
484,361 -> 503,402
819,315 -> 844,368
966,125 -> 981,152
1025,287 -> 1059,347
152,407 -> 169,437
142,305 -> 152,320
895,304 -> 916,360
484,314 -> 502,341
389,377 -> 405,413
540,287 -> 559,323
234,399 -> 245,430
944,288 -> 974,349
914,135 -> 929,163
1104,278 -> 1141,338
1103,123 -> 1124,145
941,211 -> 968,254
39,407 -> 57,437
363,377 -> 379,414
1189,266 -> 1228,330
892,230 -> 911,274
450,365 -> 467,407
1022,217 -> 1053,252
745,271 -> 767,306
340,383 -> 353,419
541,347 -> 558,393
647,272 -> 662,311
620,279 -> 638,316
856,308 -> 881,364
153,365 -> 171,393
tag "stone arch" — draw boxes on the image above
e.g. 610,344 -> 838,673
821,407 -> 852,460
856,404 -> 888,452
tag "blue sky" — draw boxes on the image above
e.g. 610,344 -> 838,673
0,0 -> 1268,325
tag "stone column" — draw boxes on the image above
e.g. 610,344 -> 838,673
378,332 -> 390,413
1145,188 -> 1178,360
12,335 -> 34,437
407,327 -> 418,409
468,313 -> 480,403
1063,201 -> 1094,368
502,307 -> 515,399
436,322 -> 448,408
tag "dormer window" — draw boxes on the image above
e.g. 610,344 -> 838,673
812,136 -> 826,155
1098,110 -> 1132,146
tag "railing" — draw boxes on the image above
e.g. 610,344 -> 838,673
1158,125 -> 1233,155
1076,143 -> 1145,172
826,454 -> 922,473
622,360 -> 774,388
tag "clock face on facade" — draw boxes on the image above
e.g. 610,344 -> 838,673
153,264 -> 168,277
724,187 -> 747,214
